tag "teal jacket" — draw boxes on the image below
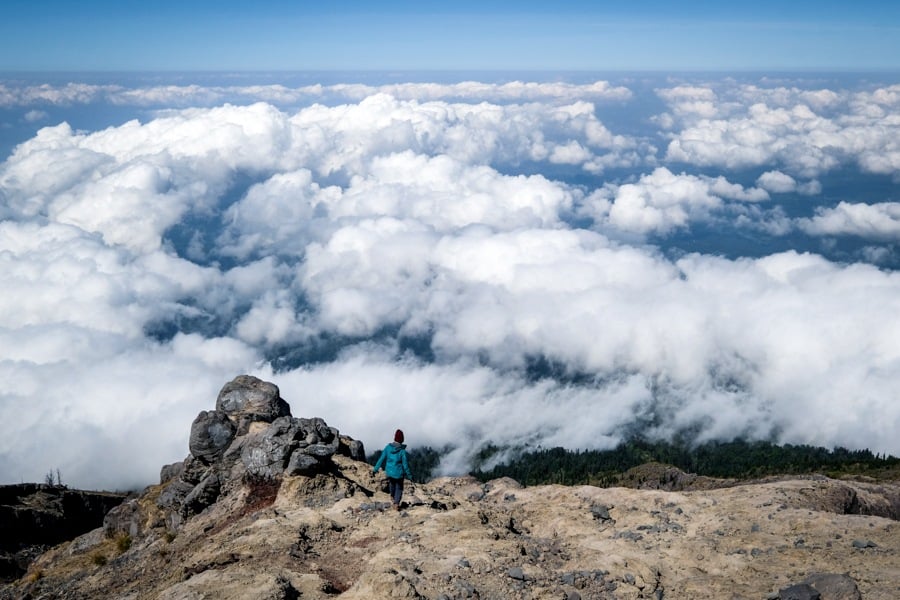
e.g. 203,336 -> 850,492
374,442 -> 412,480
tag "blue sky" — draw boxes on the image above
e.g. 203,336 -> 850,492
3,0 -> 900,71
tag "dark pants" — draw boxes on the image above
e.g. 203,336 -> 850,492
388,477 -> 404,505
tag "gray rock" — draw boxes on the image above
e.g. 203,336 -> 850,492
180,455 -> 209,485
102,498 -> 142,538
296,417 -> 334,444
303,443 -> 337,458
189,410 -> 236,464
507,567 -> 526,581
181,471 -> 221,517
341,436 -> 366,461
455,579 -> 477,597
851,539 -> 877,549
159,461 -> 184,485
240,420 -> 298,479
803,573 -> 862,600
216,375 -> 290,432
779,583 -> 821,600
219,435 -> 246,471
591,504 -> 612,521
66,528 -> 105,555
285,452 -> 320,476
616,530 -> 644,542
157,479 -> 194,510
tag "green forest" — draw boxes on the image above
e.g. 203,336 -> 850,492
372,439 -> 900,486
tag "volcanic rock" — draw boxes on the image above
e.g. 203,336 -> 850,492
216,374 -> 290,434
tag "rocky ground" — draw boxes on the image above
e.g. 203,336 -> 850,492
2,455 -> 897,600
2,376 -> 897,599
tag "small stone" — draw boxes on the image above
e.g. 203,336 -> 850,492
591,504 -> 611,521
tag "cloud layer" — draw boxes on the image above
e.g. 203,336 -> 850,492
1,76 -> 899,489
658,82 -> 900,178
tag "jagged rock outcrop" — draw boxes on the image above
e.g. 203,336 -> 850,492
139,375 -> 366,531
2,375 -> 899,600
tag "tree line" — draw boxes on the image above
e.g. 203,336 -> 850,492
371,439 -> 900,486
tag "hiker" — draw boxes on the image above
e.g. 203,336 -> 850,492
373,429 -> 413,511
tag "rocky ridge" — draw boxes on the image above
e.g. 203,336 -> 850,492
2,375 -> 899,599
0,485 -> 126,583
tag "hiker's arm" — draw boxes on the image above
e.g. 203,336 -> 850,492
402,451 -> 412,480
373,447 -> 387,473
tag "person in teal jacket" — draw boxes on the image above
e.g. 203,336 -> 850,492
373,429 -> 413,510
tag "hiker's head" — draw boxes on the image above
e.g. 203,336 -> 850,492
394,429 -> 404,443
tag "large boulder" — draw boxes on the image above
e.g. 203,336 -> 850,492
157,479 -> 195,511
779,584 -> 821,600
778,574 -> 862,600
341,436 -> 366,462
103,498 -> 143,538
216,375 -> 290,433
241,417 -> 302,480
285,452 -> 320,476
189,410 -> 236,464
802,574 -> 861,600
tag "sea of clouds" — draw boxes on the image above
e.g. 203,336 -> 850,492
1,75 -> 899,489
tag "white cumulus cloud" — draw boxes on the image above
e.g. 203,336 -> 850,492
798,201 -> 900,239
659,82 -> 900,178
578,167 -> 768,236
1,79 -> 899,490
